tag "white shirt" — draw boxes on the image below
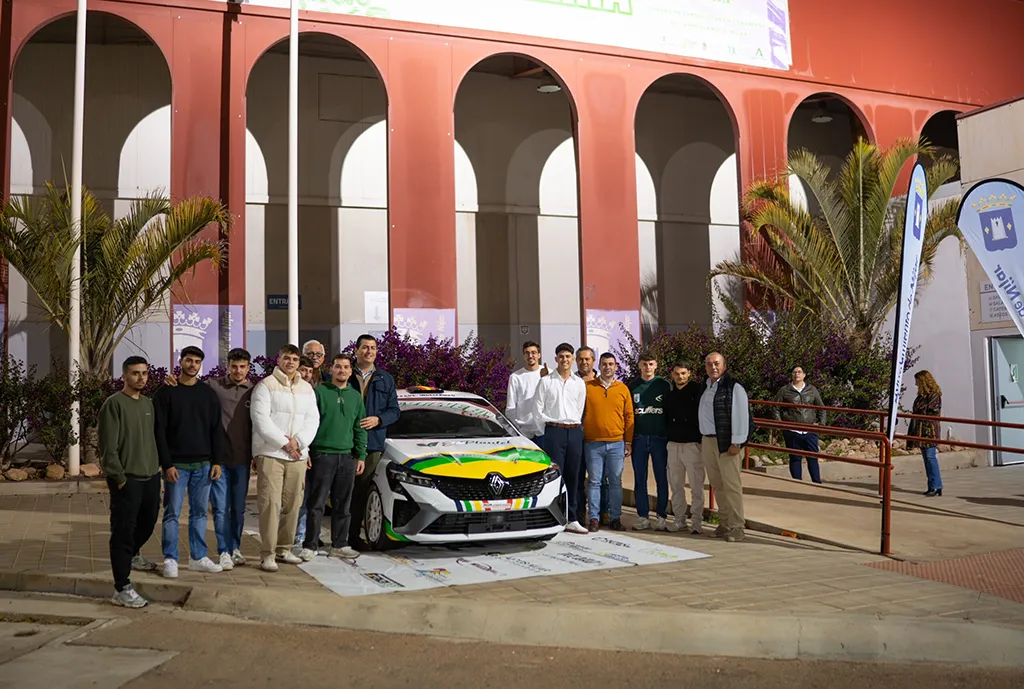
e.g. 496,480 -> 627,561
789,383 -> 807,434
698,376 -> 750,445
505,367 -> 545,438
533,371 -> 587,426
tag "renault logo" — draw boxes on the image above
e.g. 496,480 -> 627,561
487,473 -> 510,498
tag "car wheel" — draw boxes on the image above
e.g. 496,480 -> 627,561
364,485 -> 388,551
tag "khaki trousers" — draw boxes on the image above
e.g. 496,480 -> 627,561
701,437 -> 745,532
667,441 -> 705,527
256,455 -> 307,558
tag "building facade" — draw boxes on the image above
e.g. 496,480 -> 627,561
2,0 -> 1023,379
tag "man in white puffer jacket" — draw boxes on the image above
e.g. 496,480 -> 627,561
250,344 -> 320,572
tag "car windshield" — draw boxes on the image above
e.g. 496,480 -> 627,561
390,397 -> 518,439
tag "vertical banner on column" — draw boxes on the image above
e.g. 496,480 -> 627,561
393,308 -> 457,345
957,179 -> 1024,337
173,304 -> 245,371
585,309 -> 641,358
886,163 -> 928,442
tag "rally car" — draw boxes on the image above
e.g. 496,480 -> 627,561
362,387 -> 567,549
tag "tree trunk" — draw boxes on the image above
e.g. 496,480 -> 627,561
83,425 -> 99,465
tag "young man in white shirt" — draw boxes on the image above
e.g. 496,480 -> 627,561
505,341 -> 547,450
533,343 -> 588,534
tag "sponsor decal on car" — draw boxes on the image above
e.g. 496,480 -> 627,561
455,496 -> 539,513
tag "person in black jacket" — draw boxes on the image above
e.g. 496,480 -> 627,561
348,334 -> 401,549
663,362 -> 705,534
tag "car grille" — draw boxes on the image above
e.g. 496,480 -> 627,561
423,508 -> 560,536
434,473 -> 547,501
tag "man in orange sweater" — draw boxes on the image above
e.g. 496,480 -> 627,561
583,353 -> 634,532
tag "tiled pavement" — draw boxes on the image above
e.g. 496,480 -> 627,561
4,492 -> 1024,630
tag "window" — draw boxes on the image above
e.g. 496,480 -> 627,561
390,398 -> 518,439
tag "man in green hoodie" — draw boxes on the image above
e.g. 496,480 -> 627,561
99,356 -> 161,609
299,353 -> 368,561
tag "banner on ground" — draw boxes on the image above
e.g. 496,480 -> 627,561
957,179 -> 1024,338
887,163 -> 929,442
218,0 -> 792,71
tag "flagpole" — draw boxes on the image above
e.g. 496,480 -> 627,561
287,0 -> 299,346
68,0 -> 88,478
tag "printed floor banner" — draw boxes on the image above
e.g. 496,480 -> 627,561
957,179 -> 1024,337
244,505 -> 710,596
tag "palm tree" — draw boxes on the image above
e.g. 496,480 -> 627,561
710,138 -> 960,348
0,183 -> 230,379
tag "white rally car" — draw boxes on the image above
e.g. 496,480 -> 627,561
362,387 -> 567,549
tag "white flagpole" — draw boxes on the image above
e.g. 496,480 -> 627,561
68,0 -> 88,477
287,0 -> 299,345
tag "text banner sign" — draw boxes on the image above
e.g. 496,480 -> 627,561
887,163 -> 928,442
223,0 -> 792,71
958,179 -> 1024,337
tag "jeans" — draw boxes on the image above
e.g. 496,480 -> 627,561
210,464 -> 250,555
782,431 -> 822,484
544,425 -> 584,524
162,465 -> 212,562
304,452 -> 358,549
632,435 -> 669,518
922,447 -> 943,491
294,470 -> 315,545
108,473 -> 161,591
585,440 -> 625,521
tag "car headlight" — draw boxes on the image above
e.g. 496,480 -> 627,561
386,463 -> 436,489
542,464 -> 561,483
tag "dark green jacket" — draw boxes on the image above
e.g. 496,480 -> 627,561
627,376 -> 671,437
98,392 -> 160,485
311,382 -> 368,458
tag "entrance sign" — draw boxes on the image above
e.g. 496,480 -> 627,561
958,179 -> 1024,338
887,163 -> 928,442
222,0 -> 793,71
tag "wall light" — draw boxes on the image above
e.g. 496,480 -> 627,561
811,105 -> 833,124
537,76 -> 561,94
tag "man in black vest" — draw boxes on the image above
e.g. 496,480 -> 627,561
697,352 -> 750,543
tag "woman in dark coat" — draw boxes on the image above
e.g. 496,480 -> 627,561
907,370 -> 943,496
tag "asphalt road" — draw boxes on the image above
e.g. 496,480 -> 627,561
65,608 -> 1024,689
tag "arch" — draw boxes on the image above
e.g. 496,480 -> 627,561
453,52 -> 579,122
636,154 -> 657,222
919,109 -> 961,161
246,129 -> 269,205
660,141 -> 733,220
118,105 -> 171,198
338,119 -> 388,209
633,71 -> 740,145
507,129 -> 574,213
710,154 -> 740,226
10,94 -> 51,196
538,137 -> 579,217
786,91 -> 876,151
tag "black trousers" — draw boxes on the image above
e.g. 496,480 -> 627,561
544,425 -> 584,523
349,451 -> 382,546
304,452 -> 358,549
108,473 -> 161,591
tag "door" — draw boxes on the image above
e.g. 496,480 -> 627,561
990,336 -> 1024,466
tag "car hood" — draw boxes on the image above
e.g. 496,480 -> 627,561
385,437 -> 551,479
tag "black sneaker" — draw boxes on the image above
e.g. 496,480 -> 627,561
610,519 -> 626,532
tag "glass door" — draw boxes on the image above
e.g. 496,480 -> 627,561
990,335 -> 1024,466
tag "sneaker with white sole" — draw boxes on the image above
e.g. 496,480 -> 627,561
219,551 -> 234,571
653,517 -> 668,531
298,548 -> 316,562
231,549 -> 246,566
329,546 -> 361,560
666,520 -> 683,533
162,558 -> 178,579
189,556 -> 224,573
564,521 -> 589,535
691,528 -> 703,535
260,555 -> 279,572
276,551 -> 303,565
632,517 -> 651,531
131,554 -> 157,572
111,584 -> 148,609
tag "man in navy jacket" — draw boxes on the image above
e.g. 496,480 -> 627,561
347,334 -> 401,548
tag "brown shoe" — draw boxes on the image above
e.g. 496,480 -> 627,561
610,519 -> 626,532
600,512 -> 611,526
588,518 -> 600,533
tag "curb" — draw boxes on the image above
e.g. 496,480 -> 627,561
0,569 -> 193,605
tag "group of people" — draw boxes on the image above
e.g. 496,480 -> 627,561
98,334 -> 399,609
505,342 -> 752,542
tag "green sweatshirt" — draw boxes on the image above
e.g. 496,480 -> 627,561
98,391 -> 160,485
311,382 -> 368,458
628,376 -> 671,437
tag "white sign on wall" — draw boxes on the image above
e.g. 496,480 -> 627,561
981,282 -> 1012,323
364,291 -> 389,324
223,0 -> 793,71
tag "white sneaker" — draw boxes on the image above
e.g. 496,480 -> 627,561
260,555 -> 279,572
329,546 -> 360,560
162,558 -> 178,579
666,520 -> 683,533
111,584 -> 148,609
632,517 -> 651,531
188,556 -> 224,573
231,549 -> 246,566
219,551 -> 234,571
653,517 -> 668,531
276,551 -> 303,565
564,521 -> 589,535
131,554 -> 157,572
298,548 -> 316,562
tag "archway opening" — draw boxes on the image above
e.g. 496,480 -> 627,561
634,74 -> 738,337
10,11 -> 170,373
920,110 -> 960,182
453,54 -> 577,356
245,33 -> 387,357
